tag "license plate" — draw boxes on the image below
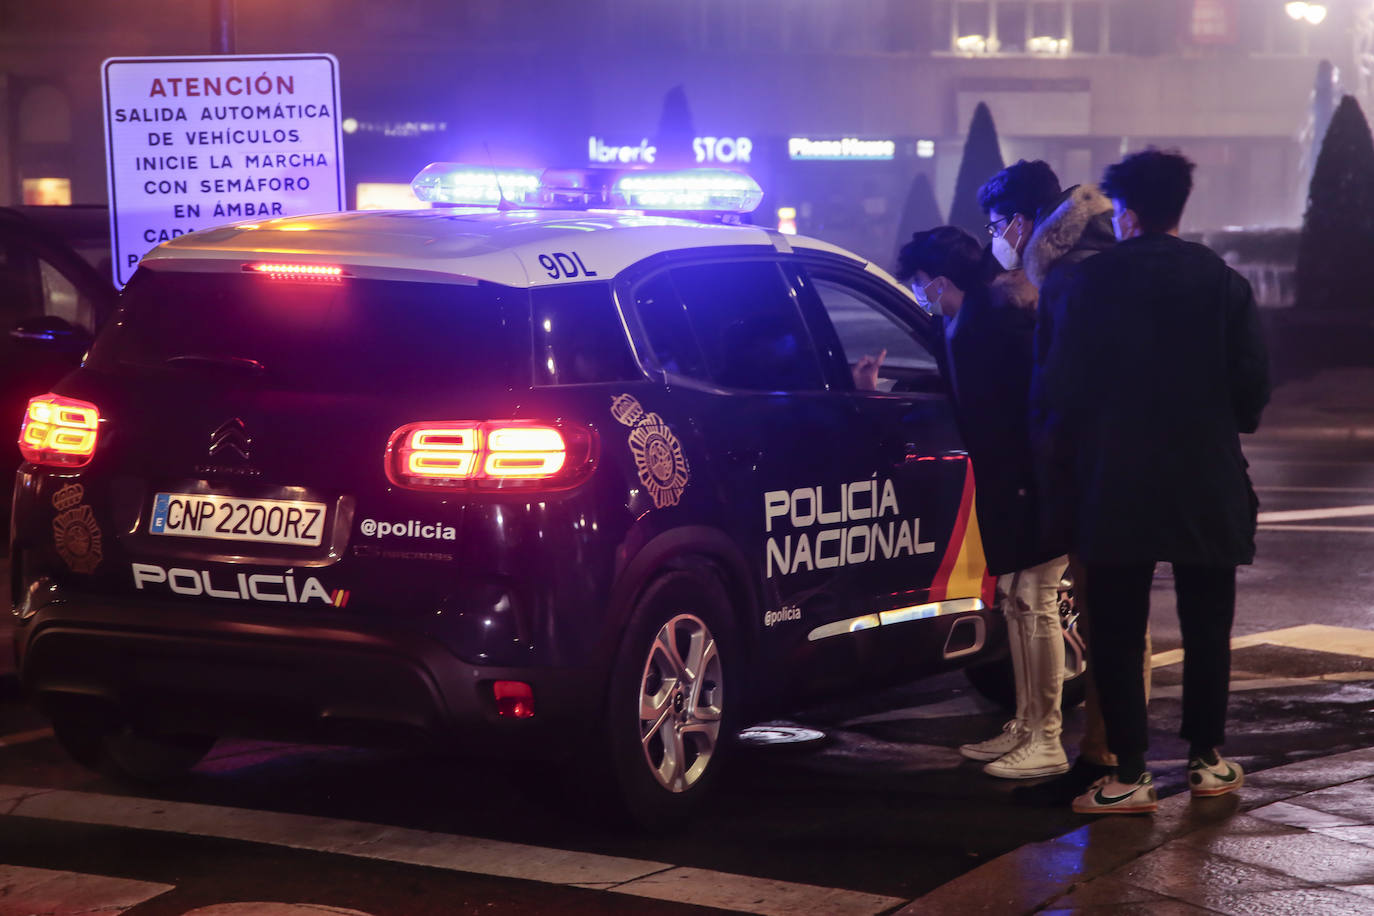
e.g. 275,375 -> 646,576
149,493 -> 327,547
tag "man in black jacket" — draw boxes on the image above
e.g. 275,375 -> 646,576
1033,149 -> 1270,814
899,227 -> 1071,780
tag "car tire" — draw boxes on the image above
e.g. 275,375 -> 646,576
51,713 -> 214,784
604,565 -> 738,828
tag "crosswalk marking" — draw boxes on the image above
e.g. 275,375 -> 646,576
1255,505 -> 1374,523
1151,624 -> 1374,668
1258,524 -> 1374,533
0,864 -> 173,915
0,728 -> 52,748
0,786 -> 905,916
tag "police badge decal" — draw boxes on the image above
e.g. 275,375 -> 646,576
52,483 -> 103,574
611,394 -> 690,509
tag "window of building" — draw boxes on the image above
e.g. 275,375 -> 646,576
1072,1 -> 1104,53
996,2 -> 1028,52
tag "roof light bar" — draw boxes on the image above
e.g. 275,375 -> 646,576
610,169 -> 763,213
408,163 -> 763,213
410,163 -> 542,206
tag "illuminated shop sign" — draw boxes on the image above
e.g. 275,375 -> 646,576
587,135 -> 753,165
788,137 -> 896,161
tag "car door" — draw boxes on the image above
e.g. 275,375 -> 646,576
788,259 -> 995,618
617,254 -> 871,669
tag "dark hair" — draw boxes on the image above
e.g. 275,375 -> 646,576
1100,149 -> 1195,233
977,160 -> 1061,221
896,226 -> 985,290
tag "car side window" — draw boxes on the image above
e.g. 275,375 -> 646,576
804,272 -> 940,393
531,282 -> 641,385
631,270 -> 710,380
39,258 -> 97,333
668,260 -> 826,392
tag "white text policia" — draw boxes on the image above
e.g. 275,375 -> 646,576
764,478 -> 935,578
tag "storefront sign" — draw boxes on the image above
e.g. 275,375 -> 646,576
102,53 -> 345,287
788,137 -> 896,161
588,135 -> 753,166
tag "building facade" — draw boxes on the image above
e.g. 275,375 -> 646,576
0,0 -> 1363,268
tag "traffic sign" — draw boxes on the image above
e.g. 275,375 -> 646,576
101,53 -> 344,287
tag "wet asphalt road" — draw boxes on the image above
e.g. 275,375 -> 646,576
0,437 -> 1371,914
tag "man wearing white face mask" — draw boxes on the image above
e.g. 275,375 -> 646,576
978,160 -> 1063,272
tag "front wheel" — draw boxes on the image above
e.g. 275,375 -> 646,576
605,567 -> 737,827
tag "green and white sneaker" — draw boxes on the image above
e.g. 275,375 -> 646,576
1189,755 -> 1244,798
1072,772 -> 1158,814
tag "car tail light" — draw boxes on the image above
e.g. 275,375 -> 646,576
386,420 -> 596,491
19,394 -> 100,467
492,680 -> 535,718
245,262 -> 345,281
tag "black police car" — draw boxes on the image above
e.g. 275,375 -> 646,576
11,166 -> 1002,824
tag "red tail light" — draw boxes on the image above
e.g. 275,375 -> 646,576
492,680 -> 535,718
19,394 -> 100,467
246,262 -> 345,281
386,420 -> 596,490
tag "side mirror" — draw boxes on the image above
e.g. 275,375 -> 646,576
10,316 -> 92,350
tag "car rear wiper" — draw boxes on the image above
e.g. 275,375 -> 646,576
165,354 -> 267,375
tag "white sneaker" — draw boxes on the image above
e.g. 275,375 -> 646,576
983,733 -> 1070,779
959,720 -> 1028,762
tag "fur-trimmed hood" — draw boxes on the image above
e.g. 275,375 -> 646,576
988,267 -> 1038,313
1024,184 -> 1115,288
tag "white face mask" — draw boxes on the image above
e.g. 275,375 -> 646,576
991,221 -> 1022,270
911,278 -> 938,313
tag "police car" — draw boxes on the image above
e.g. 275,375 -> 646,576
11,164 -> 1003,825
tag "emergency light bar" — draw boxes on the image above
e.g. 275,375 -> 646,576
410,163 -> 763,213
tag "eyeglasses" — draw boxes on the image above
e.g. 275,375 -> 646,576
985,216 -> 1011,237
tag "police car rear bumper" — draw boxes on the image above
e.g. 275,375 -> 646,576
14,597 -> 600,755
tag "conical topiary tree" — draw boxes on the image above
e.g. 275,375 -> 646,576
1297,94 -> 1374,310
892,172 -> 943,270
653,85 -> 696,168
948,102 -> 1005,239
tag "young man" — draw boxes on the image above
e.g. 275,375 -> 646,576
1032,149 -> 1270,814
897,227 -> 1070,780
977,159 -> 1062,272
981,159 -> 1157,806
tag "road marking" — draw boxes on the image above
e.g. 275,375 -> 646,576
1255,486 -> 1374,493
1258,524 -> 1374,533
184,906 -> 375,915
1255,505 -> 1374,523
0,864 -> 173,914
1152,624 -> 1374,668
0,728 -> 53,748
0,786 -> 905,916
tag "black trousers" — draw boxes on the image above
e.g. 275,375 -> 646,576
1081,562 -> 1237,759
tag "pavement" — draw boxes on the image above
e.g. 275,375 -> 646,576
1253,366 -> 1374,442
906,748 -> 1374,914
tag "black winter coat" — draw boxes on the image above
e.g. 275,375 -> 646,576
946,273 -> 1065,575
1031,234 -> 1271,566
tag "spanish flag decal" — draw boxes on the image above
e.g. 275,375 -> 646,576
929,461 -> 996,606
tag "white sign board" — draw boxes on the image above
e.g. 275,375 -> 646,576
102,53 -> 344,287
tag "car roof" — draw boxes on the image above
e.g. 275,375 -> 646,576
139,208 -> 872,289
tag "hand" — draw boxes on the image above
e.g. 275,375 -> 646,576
853,348 -> 886,390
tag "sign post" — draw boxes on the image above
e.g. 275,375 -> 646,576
101,53 -> 344,287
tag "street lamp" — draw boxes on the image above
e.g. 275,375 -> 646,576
1286,2 -> 1329,25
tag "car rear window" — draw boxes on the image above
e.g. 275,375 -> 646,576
88,268 -> 527,393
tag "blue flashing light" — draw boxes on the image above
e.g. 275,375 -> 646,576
611,169 -> 763,213
411,163 -> 542,206
409,163 -> 763,214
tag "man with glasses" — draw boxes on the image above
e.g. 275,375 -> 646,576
976,159 -> 1146,806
